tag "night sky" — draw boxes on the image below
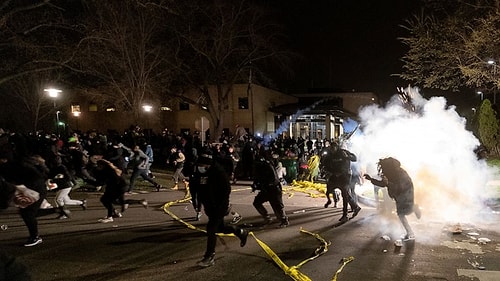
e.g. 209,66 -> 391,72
274,0 -> 424,102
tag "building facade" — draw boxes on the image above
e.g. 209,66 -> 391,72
271,91 -> 378,141
65,85 -> 377,142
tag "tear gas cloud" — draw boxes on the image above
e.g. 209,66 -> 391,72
349,87 -> 496,226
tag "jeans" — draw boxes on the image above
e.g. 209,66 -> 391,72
128,168 -> 159,192
55,187 -> 83,207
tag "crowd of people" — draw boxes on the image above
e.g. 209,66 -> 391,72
0,125 -> 421,270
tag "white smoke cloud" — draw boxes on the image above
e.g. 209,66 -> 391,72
349,87 -> 496,226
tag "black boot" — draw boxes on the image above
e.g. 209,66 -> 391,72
278,217 -> 289,228
197,253 -> 215,267
324,199 -> 332,208
236,228 -> 249,247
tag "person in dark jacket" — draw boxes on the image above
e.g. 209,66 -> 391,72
50,155 -> 86,218
0,152 -> 50,246
67,142 -> 98,186
192,149 -> 249,268
364,157 -> 422,240
320,142 -> 361,222
0,176 -> 33,280
107,141 -> 128,175
251,157 -> 289,228
93,159 -> 127,223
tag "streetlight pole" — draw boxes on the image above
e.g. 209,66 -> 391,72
142,104 -> 153,140
44,88 -> 62,136
488,60 -> 497,104
477,91 -> 483,100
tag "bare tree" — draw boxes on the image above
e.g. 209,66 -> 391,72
172,0 -> 293,139
72,0 -> 179,123
0,73 -> 69,132
0,0 -> 77,85
0,0 -> 90,132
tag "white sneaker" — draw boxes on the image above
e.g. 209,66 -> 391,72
24,236 -> 43,247
98,217 -> 114,223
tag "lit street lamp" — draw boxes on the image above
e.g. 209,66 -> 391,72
44,88 -> 61,106
477,91 -> 483,100
44,88 -> 62,135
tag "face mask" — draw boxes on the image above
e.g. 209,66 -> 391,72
197,166 -> 207,173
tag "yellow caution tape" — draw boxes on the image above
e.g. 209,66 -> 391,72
161,196 -> 235,237
331,256 -> 355,281
285,180 -> 327,199
162,197 -> 203,231
251,232 -> 313,281
161,181 -> 356,281
295,228 -> 331,268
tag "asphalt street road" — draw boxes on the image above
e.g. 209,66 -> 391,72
1,172 -> 499,281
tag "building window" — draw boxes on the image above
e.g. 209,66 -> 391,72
71,105 -> 81,113
106,107 -> 116,112
89,104 -> 98,112
179,102 -> 190,111
238,97 -> 249,109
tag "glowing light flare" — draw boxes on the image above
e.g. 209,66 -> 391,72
142,105 -> 153,112
44,88 -> 62,98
